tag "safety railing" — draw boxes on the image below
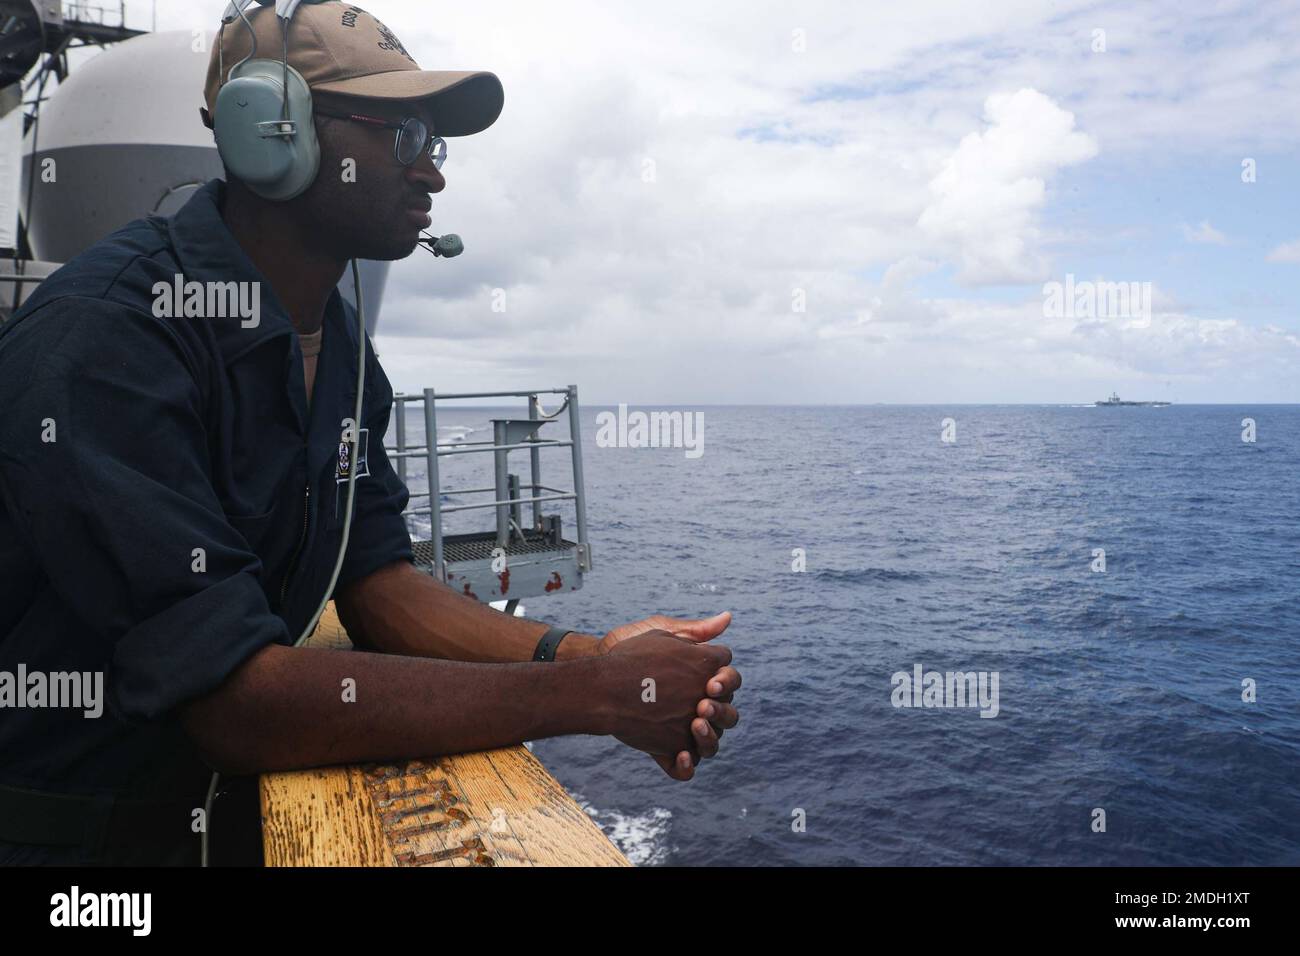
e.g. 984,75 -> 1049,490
387,385 -> 592,584
61,1 -> 127,28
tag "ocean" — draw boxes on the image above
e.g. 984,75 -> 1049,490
401,403 -> 1300,866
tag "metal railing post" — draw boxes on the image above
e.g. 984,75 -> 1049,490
528,393 -> 542,531
507,474 -> 522,531
422,387 -> 445,580
566,384 -> 592,571
492,420 -> 510,548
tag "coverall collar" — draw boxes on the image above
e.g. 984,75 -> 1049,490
166,179 -> 349,368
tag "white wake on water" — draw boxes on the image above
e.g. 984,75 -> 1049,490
571,794 -> 673,866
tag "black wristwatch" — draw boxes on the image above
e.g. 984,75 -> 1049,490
532,626 -> 573,662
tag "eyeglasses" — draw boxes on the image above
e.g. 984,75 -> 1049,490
314,109 -> 447,169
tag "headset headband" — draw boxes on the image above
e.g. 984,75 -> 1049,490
222,0 -> 309,23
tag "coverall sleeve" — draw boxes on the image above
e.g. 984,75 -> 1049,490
0,297 -> 291,723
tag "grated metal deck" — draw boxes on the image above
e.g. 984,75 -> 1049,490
412,530 -> 579,566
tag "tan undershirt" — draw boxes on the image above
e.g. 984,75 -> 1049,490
299,326 -> 323,411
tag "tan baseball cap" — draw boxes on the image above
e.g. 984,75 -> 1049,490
203,1 -> 503,137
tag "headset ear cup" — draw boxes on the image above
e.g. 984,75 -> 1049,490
212,59 -> 320,201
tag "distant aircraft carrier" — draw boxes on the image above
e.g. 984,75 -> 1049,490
1096,391 -> 1171,407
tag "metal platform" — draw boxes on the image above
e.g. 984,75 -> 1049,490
1,2 -> 148,90
390,386 -> 593,608
411,526 -> 584,602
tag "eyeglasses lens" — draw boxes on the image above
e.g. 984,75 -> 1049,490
396,118 -> 425,165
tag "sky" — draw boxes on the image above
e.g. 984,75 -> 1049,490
133,1 -> 1300,403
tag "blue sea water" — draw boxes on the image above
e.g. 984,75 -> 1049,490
400,403 -> 1300,866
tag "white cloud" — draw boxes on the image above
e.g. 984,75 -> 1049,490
917,89 -> 1098,286
1266,239 -> 1300,264
150,1 -> 1300,402
1182,220 -> 1228,245
787,287 -> 1300,402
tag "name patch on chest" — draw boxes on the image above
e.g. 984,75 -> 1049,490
336,428 -> 371,483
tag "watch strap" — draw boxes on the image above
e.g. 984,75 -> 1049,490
532,625 -> 572,662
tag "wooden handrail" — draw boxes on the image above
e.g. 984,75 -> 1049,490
259,604 -> 630,867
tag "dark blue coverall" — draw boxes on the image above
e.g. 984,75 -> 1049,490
0,179 -> 414,864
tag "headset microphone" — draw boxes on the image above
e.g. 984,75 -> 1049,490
419,232 -> 464,258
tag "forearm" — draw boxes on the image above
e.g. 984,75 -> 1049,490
181,642 -> 613,775
336,560 -> 599,662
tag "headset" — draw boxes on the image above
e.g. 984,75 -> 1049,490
214,0 -> 322,202
201,0 -> 369,866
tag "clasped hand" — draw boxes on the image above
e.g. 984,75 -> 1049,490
598,612 -> 741,780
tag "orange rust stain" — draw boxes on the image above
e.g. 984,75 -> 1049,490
544,572 -> 563,592
395,837 -> 494,867
498,567 -> 510,595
